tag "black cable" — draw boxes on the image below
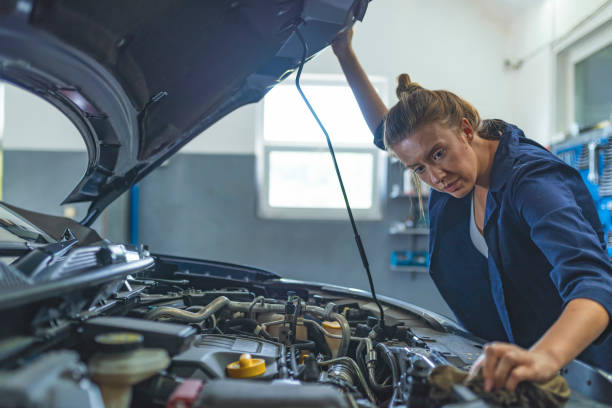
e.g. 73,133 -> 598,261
302,320 -> 332,358
222,318 -> 274,340
293,27 -> 385,328
356,339 -> 368,379
376,343 -> 400,386
293,339 -> 316,351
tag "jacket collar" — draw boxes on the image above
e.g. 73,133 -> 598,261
488,122 -> 524,193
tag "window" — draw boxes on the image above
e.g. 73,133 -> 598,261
555,17 -> 612,139
575,42 -> 612,128
256,74 -> 387,220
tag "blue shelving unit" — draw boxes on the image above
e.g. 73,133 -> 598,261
552,124 -> 612,257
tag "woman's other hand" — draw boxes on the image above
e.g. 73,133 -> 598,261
332,27 -> 354,58
468,342 -> 561,391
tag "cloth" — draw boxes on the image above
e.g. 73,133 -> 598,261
428,365 -> 570,408
373,121 -> 612,372
470,192 -> 489,258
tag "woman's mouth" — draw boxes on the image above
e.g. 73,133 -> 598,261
444,179 -> 460,193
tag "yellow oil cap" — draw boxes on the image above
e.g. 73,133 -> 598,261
226,353 -> 266,378
322,321 -> 341,331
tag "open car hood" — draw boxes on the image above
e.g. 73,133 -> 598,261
0,0 -> 369,225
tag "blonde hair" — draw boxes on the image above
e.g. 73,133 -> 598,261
384,74 -> 503,215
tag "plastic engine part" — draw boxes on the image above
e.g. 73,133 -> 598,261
194,379 -> 349,408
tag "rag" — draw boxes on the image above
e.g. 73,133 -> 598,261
428,365 -> 570,407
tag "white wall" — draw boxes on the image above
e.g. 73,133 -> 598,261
505,0 -> 612,146
2,0 -> 512,154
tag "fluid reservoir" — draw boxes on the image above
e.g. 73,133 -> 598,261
322,321 -> 342,358
88,332 -> 170,408
262,314 -> 307,340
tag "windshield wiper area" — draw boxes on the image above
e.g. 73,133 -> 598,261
12,229 -> 79,283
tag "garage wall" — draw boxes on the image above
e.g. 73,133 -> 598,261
504,0 -> 612,146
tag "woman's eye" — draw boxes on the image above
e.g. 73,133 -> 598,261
433,149 -> 445,161
414,166 -> 425,175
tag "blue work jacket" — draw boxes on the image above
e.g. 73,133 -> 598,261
375,121 -> 612,372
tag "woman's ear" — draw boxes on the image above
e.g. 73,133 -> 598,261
461,118 -> 474,143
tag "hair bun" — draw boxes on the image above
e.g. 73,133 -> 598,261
396,73 -> 422,99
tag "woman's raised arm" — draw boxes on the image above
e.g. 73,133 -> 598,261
332,28 -> 388,134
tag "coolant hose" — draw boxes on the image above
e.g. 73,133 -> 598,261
145,296 -> 230,322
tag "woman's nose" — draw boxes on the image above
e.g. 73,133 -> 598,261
429,167 -> 445,185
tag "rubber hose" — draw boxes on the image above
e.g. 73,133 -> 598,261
376,342 -> 400,386
330,312 -> 350,357
303,320 -> 332,358
222,318 -> 274,340
145,296 -> 229,322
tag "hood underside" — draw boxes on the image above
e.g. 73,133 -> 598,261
0,0 -> 369,224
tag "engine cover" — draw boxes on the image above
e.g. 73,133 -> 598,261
171,334 -> 282,380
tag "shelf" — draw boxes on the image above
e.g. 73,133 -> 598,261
389,228 -> 429,236
391,265 -> 429,273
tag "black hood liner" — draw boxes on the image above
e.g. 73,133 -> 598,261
0,0 -> 369,224
29,0 -> 304,160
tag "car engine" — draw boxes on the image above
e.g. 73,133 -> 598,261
0,243 -> 497,408
1,245 -> 610,408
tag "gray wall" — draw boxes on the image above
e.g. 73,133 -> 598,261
3,150 -> 453,317
2,150 -> 126,242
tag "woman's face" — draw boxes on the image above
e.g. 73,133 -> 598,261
392,121 -> 479,198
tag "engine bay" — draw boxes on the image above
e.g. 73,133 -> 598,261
0,247 -> 610,408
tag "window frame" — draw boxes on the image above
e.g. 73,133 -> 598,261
255,74 -> 388,220
554,8 -> 612,141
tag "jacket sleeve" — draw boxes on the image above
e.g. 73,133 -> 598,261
512,161 -> 612,341
373,121 -> 385,150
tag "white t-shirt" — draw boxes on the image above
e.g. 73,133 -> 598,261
470,192 -> 489,258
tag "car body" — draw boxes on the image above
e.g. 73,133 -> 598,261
0,1 -> 610,407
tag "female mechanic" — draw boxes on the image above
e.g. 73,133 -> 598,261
332,28 -> 612,392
